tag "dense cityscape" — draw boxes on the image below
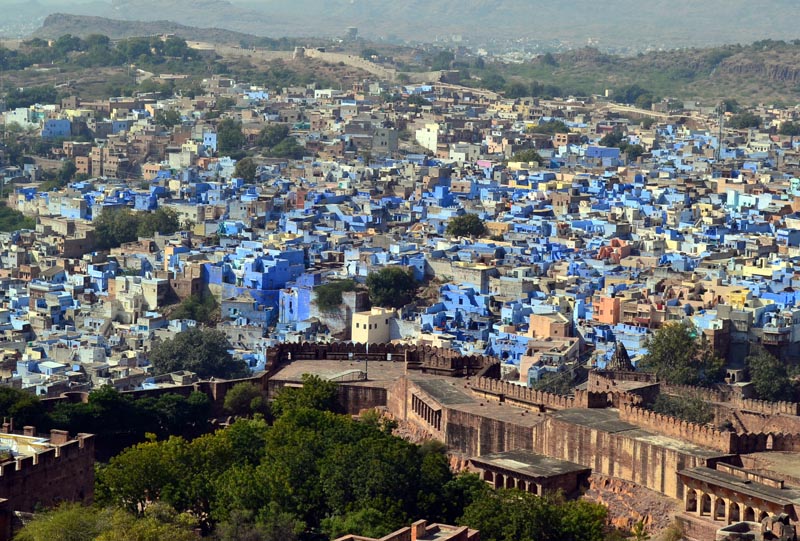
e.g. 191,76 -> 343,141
1,7 -> 800,541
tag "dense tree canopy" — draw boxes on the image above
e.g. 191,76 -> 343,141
366,266 -> 417,308
460,489 -> 607,541
271,374 -> 341,418
234,157 -> 258,181
728,112 -> 761,129
779,121 -> 800,137
16,502 -> 198,541
94,208 -> 180,250
94,393 -> 603,541
257,124 -> 290,148
510,148 -> 543,163
223,382 -> 270,418
746,346 -> 797,402
529,120 -> 570,135
217,118 -> 246,154
638,321 -> 725,386
149,327 -> 248,380
446,214 -> 487,238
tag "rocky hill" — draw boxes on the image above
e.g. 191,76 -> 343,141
34,13 -> 261,45
497,41 -> 800,103
23,0 -> 800,50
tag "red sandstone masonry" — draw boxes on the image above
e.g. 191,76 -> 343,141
0,434 -> 95,513
661,383 -> 800,416
471,375 -> 606,410
619,403 -> 736,453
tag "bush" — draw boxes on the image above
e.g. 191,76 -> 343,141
315,280 -> 357,312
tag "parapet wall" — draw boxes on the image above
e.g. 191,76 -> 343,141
470,375 -> 606,411
660,383 -> 800,416
619,403 -> 735,453
0,433 -> 94,512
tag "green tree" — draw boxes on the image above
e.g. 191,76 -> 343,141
14,502 -> 102,541
15,501 -> 199,541
746,346 -> 796,402
136,208 -> 181,238
234,157 -> 258,181
149,327 -> 248,380
650,394 -> 714,424
272,374 -> 341,418
257,124 -> 290,148
93,208 -> 140,249
721,99 -> 740,113
224,382 -> 269,417
459,489 -> 607,541
170,294 -> 219,324
58,159 -> 77,184
779,121 -> 800,136
0,385 -> 47,427
600,128 -> 626,147
217,118 -> 246,154
504,82 -> 529,98
155,109 -> 182,128
0,203 -> 35,232
638,321 -> 725,386
314,279 -> 357,312
268,137 -> 305,159
365,266 -> 417,308
728,112 -> 761,129
529,120 -> 570,135
510,148 -> 543,163
446,214 -> 487,237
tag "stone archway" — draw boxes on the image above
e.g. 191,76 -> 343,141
700,494 -> 712,517
505,476 -> 516,489
482,471 -> 494,485
495,473 -> 504,490
685,489 -> 698,513
744,507 -> 755,522
714,498 -> 726,521
729,502 -> 740,523
759,511 -> 769,522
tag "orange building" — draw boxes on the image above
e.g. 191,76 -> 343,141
593,295 -> 621,325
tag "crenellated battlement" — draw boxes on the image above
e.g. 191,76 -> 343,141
0,430 -> 94,514
470,374 -> 606,411
619,403 -> 736,453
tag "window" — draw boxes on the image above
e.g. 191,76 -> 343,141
385,319 -> 389,324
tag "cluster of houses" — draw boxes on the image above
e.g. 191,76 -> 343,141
1,64 -> 800,397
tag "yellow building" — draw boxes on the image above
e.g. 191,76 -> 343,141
352,307 -> 396,344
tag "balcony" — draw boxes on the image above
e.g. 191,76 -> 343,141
761,326 -> 790,346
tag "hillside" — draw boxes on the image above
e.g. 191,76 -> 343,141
34,14 -> 288,47
18,0 -> 800,51
490,41 -> 800,103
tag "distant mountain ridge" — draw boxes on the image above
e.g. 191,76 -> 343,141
27,0 -> 800,50
34,13 -> 261,44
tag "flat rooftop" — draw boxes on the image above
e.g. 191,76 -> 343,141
680,467 -> 800,506
414,378 -> 475,406
471,450 -> 590,478
271,359 -> 408,388
744,452 -> 800,482
411,376 -> 547,427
